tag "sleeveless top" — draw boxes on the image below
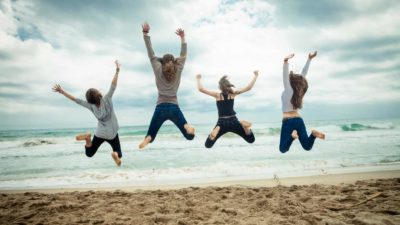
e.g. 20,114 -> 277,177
216,93 -> 236,117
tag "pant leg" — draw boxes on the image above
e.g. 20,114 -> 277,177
205,121 -> 228,148
279,119 -> 295,153
146,105 -> 168,143
169,104 -> 195,140
229,118 -> 255,144
295,118 -> 316,151
85,135 -> 105,157
106,134 -> 122,158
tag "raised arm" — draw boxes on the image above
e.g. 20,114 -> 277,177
196,74 -> 219,99
301,51 -> 317,77
52,84 -> 91,109
105,60 -> 120,99
142,22 -> 158,63
111,60 -> 120,87
235,70 -> 260,95
283,53 -> 295,90
175,28 -> 187,57
175,28 -> 187,68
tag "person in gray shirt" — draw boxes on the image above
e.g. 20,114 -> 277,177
139,22 -> 195,149
52,60 -> 122,166
279,52 -> 325,153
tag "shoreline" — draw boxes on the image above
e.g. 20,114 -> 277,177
2,169 -> 399,193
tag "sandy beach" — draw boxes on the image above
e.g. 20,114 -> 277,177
1,170 -> 399,225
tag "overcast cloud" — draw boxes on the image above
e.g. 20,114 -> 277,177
0,0 -> 399,130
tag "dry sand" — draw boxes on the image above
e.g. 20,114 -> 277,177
1,172 -> 399,224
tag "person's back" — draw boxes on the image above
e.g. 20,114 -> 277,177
75,85 -> 119,140
53,60 -> 122,166
143,31 -> 187,105
216,93 -> 236,118
139,22 -> 195,149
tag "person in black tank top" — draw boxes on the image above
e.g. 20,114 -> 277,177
196,71 -> 259,148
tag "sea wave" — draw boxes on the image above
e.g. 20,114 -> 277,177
21,139 -> 56,147
339,123 -> 395,131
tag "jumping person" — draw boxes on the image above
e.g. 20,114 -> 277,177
279,52 -> 325,153
139,22 -> 195,149
196,71 -> 259,148
52,60 -> 122,166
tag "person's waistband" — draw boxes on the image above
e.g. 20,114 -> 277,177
156,102 -> 179,107
282,116 -> 302,122
219,114 -> 236,119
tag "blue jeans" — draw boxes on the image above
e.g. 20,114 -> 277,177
279,117 -> 316,153
146,103 -> 194,142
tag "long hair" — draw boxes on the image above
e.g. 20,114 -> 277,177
219,75 -> 235,94
160,54 -> 179,82
86,88 -> 102,105
289,71 -> 308,110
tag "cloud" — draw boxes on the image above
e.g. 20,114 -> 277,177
0,0 -> 399,130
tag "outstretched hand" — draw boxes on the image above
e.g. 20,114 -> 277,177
175,28 -> 185,38
115,60 -> 121,71
142,22 -> 150,33
196,74 -> 202,79
52,84 -> 64,94
309,51 -> 317,59
284,53 -> 295,62
253,70 -> 259,76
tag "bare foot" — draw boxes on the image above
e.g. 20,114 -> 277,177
139,136 -> 152,150
312,130 -> 325,140
111,152 -> 121,166
76,133 -> 92,147
240,120 -> 252,135
76,133 -> 90,141
209,126 -> 220,140
291,130 -> 299,139
184,124 -> 195,135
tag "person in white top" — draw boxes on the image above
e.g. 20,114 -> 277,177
279,52 -> 325,153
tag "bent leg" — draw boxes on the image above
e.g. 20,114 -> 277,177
170,106 -> 195,140
85,135 -> 104,157
233,119 -> 255,144
205,125 -> 226,148
279,120 -> 295,153
240,120 -> 252,135
106,134 -> 122,158
209,126 -> 221,140
107,135 -> 122,166
296,118 -> 316,151
140,107 -> 166,149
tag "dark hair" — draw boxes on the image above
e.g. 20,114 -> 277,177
85,88 -> 102,105
289,72 -> 308,110
219,75 -> 235,94
161,54 -> 177,82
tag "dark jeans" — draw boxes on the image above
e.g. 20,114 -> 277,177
205,116 -> 255,148
279,117 -> 316,153
146,103 -> 194,142
85,134 -> 122,158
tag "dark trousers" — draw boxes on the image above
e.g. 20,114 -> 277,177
205,116 -> 255,148
279,117 -> 315,153
146,103 -> 195,142
85,134 -> 122,158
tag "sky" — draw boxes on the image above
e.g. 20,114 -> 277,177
0,0 -> 399,130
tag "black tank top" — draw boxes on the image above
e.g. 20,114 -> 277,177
216,93 -> 236,117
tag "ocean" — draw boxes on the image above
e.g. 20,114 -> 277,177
0,118 -> 399,189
